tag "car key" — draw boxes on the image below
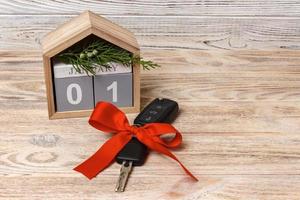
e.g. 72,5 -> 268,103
114,98 -> 179,192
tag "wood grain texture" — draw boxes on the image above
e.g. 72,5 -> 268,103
1,0 -> 300,199
2,176 -> 300,200
0,0 -> 300,17
1,15 -> 300,51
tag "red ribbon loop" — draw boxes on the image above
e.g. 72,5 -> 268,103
74,102 -> 198,181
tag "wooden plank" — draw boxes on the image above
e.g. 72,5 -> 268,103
1,50 -> 300,74
0,0 -> 300,17
0,16 -> 300,51
2,102 -> 300,132
2,129 -> 300,176
1,176 -> 300,199
141,49 -> 300,74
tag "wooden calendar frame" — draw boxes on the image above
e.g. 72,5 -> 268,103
42,11 -> 140,119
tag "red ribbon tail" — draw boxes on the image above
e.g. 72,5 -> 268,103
74,132 -> 132,179
137,135 -> 198,181
159,147 -> 198,181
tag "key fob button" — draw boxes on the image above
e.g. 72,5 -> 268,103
145,116 -> 152,121
149,110 -> 158,115
156,105 -> 162,110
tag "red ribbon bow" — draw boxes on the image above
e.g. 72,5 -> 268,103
74,101 -> 198,181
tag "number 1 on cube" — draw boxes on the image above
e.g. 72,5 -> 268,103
107,81 -> 118,102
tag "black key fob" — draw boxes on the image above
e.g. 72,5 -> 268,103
116,98 -> 179,166
134,98 -> 179,125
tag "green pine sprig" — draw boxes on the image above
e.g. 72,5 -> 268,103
57,40 -> 160,75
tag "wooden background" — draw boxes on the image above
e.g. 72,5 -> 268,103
1,1 -> 300,199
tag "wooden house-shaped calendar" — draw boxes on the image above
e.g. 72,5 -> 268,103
42,11 -> 140,119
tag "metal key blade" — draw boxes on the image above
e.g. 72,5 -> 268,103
115,161 -> 133,192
